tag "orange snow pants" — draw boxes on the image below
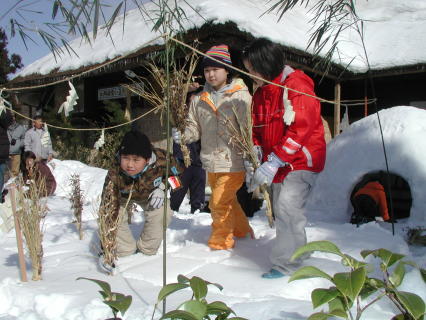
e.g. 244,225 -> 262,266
207,172 -> 253,250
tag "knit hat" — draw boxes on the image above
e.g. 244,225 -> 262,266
202,44 -> 232,69
119,130 -> 152,159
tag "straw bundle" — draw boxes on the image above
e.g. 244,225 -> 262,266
122,47 -> 199,167
69,174 -> 84,240
221,106 -> 274,227
15,175 -> 48,280
97,180 -> 121,275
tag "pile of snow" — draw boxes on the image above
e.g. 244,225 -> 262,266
307,106 -> 426,226
0,106 -> 424,320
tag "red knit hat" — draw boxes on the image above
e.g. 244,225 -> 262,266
202,44 -> 232,69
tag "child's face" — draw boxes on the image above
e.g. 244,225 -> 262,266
243,60 -> 265,86
120,154 -> 148,176
204,67 -> 229,90
26,158 -> 35,170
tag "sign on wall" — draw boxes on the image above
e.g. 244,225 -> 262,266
97,86 -> 127,101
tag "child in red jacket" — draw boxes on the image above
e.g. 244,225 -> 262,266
243,38 -> 326,278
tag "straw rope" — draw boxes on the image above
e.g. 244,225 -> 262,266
0,34 -> 376,132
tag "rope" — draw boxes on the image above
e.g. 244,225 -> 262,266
168,35 -> 376,107
1,103 -> 159,131
0,34 -> 378,133
2,34 -> 165,92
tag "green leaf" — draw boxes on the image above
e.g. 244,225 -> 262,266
157,283 -> 189,302
160,310 -> 199,320
359,279 -> 380,300
361,249 -> 405,268
190,276 -> 208,300
178,300 -> 207,320
311,288 -> 339,308
394,291 -> 426,320
329,309 -> 348,319
289,266 -> 332,282
333,267 -> 366,301
420,268 -> 426,283
307,312 -> 331,320
52,0 -> 59,19
178,274 -> 190,284
389,261 -> 406,287
291,241 -> 344,262
391,314 -> 405,320
341,254 -> 367,269
206,301 -> 233,317
104,293 -> 132,316
76,277 -> 111,295
328,297 -> 346,314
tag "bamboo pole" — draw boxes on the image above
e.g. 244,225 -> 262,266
10,187 -> 28,282
333,82 -> 341,137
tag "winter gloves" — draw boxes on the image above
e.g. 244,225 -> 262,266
244,145 -> 263,189
149,187 -> 165,209
171,127 -> 181,144
247,152 -> 286,192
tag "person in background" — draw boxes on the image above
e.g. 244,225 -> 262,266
173,44 -> 254,250
242,38 -> 326,278
351,180 -> 390,225
99,130 -> 182,262
24,115 -> 53,162
21,151 -> 56,197
170,140 -> 207,214
7,113 -> 27,177
0,108 -> 13,193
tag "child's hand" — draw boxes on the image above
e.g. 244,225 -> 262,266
149,188 -> 164,209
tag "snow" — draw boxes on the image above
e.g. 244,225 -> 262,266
15,0 -> 426,78
0,105 -> 425,320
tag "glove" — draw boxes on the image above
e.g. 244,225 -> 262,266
149,187 -> 165,209
10,139 -> 16,146
171,127 -> 181,144
248,152 -> 286,192
244,146 -> 263,188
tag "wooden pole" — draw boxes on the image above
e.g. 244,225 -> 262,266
333,82 -> 341,137
10,187 -> 28,282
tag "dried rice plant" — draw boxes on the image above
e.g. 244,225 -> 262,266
97,180 -> 121,275
15,175 -> 48,280
122,45 -> 200,167
69,174 -> 84,240
221,106 -> 274,228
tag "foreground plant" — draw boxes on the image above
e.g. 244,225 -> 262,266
77,277 -> 132,320
153,274 -> 247,320
289,240 -> 426,320
15,175 -> 48,281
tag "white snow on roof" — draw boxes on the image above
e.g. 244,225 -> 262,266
16,0 -> 426,77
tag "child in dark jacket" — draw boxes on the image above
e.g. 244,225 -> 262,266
99,130 -> 182,259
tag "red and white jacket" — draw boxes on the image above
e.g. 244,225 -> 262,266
252,67 -> 326,183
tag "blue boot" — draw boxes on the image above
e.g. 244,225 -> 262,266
262,268 -> 285,279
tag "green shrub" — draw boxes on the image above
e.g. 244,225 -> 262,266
154,274 -> 248,320
289,241 -> 426,320
77,277 -> 132,320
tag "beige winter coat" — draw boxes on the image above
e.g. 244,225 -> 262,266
183,78 -> 251,173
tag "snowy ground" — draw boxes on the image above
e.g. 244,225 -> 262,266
0,106 -> 425,320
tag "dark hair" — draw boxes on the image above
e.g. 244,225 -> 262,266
119,130 -> 152,160
242,38 -> 285,81
21,151 -> 37,175
33,115 -> 43,121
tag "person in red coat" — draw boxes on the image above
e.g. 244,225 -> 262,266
22,151 -> 56,197
242,38 -> 326,278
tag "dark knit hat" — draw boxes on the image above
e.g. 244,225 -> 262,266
119,130 -> 152,159
202,44 -> 232,69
